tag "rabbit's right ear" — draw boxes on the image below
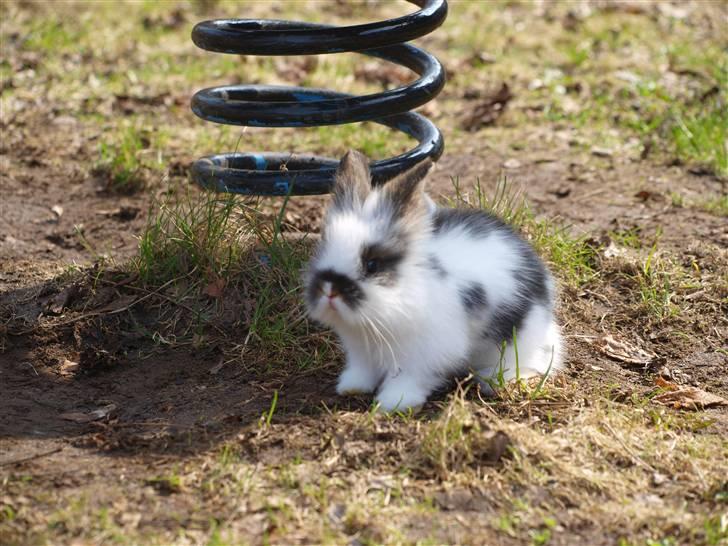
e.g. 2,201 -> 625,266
332,150 -> 371,209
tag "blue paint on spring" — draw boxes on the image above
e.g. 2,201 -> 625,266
274,181 -> 290,194
190,0 -> 448,196
252,154 -> 267,171
291,92 -> 327,103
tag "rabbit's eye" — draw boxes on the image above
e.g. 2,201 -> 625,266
361,243 -> 404,279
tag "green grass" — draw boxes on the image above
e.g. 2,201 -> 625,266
419,387 -> 481,479
626,51 -> 726,177
23,17 -> 88,53
96,123 -> 168,193
133,188 -> 336,370
519,24 -> 728,178
146,473 -> 184,494
610,227 -> 642,249
135,190 -> 248,285
635,243 -> 683,321
698,194 -> 728,217
311,122 -> 411,160
4,3 -> 728,545
701,514 -> 728,545
672,100 -> 727,177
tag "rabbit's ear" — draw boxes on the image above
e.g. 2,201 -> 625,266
332,150 -> 371,209
382,160 -> 433,220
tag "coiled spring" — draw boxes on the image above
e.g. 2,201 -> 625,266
190,0 -> 448,196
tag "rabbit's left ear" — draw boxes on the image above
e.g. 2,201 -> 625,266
332,149 -> 371,209
382,159 -> 433,219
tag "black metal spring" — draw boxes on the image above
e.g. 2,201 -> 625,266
190,0 -> 448,196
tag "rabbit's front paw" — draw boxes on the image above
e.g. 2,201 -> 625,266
336,365 -> 379,395
375,378 -> 428,413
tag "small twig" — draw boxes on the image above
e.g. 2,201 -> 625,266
564,333 -> 599,340
572,187 -> 608,203
15,273 -> 192,334
581,289 -> 611,306
96,421 -> 173,428
0,447 -> 63,467
637,204 -> 672,222
97,273 -> 229,337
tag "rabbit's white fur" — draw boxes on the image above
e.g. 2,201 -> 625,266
305,151 -> 563,411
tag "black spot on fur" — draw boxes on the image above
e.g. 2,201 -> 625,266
514,256 -> 549,305
427,254 -> 448,278
487,301 -> 529,344
432,208 -> 507,238
430,206 -> 552,345
360,243 -> 405,285
308,269 -> 364,309
460,282 -> 488,312
484,244 -> 551,344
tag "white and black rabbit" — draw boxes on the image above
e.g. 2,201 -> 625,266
304,150 -> 563,411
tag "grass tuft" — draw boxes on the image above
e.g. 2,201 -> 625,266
698,194 -> 728,217
419,389 -> 512,479
131,189 -> 336,371
134,190 -> 249,285
96,124 -> 167,194
672,103 -> 728,178
635,244 -> 679,320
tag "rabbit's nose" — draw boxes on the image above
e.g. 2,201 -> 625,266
321,280 -> 339,299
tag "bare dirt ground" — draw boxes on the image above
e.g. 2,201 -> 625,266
1,1 -> 727,545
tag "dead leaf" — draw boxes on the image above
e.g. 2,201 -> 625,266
477,430 -> 511,465
657,3 -> 689,19
549,186 -> 572,198
94,294 -> 137,314
59,359 -> 79,375
209,358 -> 225,375
146,476 -> 183,495
562,10 -> 583,31
653,378 -> 727,410
328,503 -> 347,524
603,241 -> 627,259
203,276 -> 225,298
591,146 -> 613,158
45,283 -> 81,315
687,166 -> 713,177
193,333 -> 207,349
274,56 -> 318,84
655,376 -> 677,390
97,205 -> 140,221
354,62 -> 411,87
467,52 -> 496,66
603,1 -> 649,15
595,334 -> 657,365
60,404 -> 116,423
142,8 -> 186,30
461,82 -> 513,131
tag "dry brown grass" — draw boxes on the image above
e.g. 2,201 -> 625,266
2,1 -> 727,545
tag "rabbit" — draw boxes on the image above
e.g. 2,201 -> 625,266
304,150 -> 563,412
